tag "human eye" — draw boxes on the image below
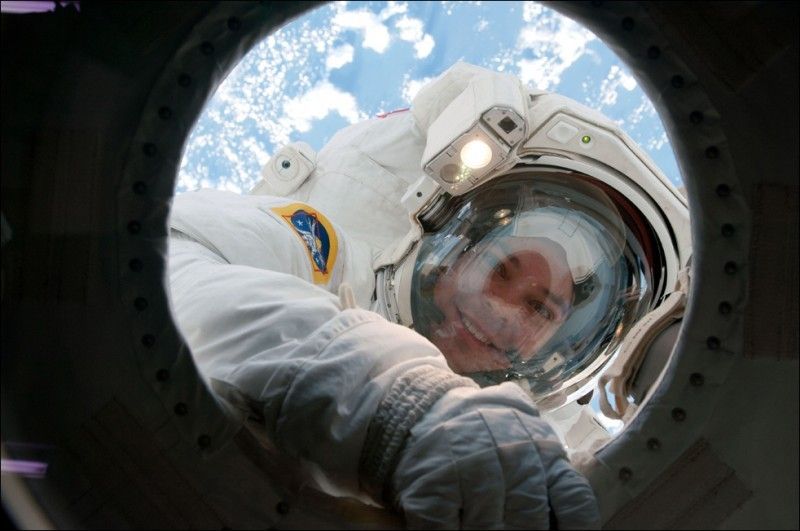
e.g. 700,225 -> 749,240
527,300 -> 555,321
493,262 -> 509,280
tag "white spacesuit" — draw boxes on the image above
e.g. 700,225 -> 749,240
168,62 -> 690,529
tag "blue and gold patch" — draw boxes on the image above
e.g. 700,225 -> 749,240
272,203 -> 338,284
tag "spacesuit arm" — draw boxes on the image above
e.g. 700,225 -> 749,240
168,229 -> 470,496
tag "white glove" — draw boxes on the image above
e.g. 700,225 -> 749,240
387,381 -> 600,529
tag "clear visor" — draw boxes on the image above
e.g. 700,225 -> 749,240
411,170 -> 664,400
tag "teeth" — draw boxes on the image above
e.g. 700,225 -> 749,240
462,315 -> 491,345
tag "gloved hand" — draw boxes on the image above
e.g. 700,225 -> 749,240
390,382 -> 600,530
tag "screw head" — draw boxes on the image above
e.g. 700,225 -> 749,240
690,373 -> 705,387
200,42 -> 214,55
646,438 -> 661,451
706,336 -> 721,350
690,111 -> 704,124
724,261 -> 738,275
129,259 -> 143,272
133,181 -> 147,195
178,73 -> 192,87
156,369 -> 170,382
276,501 -> 290,515
281,160 -> 291,169
619,467 -> 633,481
705,146 -> 719,159
174,403 -> 188,416
158,106 -> 172,120
198,434 -> 211,448
718,301 -> 732,315
127,221 -> 141,234
671,407 -> 687,422
141,334 -> 155,348
721,224 -> 735,237
671,75 -> 685,88
143,143 -> 157,157
716,184 -> 731,197
134,297 -> 148,311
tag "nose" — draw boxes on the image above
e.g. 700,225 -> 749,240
480,295 -> 530,348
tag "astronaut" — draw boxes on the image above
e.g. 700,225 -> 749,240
167,62 -> 690,528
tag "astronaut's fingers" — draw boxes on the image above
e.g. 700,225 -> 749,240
468,408 -> 550,530
538,441 -> 601,530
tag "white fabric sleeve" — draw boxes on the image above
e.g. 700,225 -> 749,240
168,234 -> 470,495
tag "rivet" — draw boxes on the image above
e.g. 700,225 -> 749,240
689,111 -> 704,124
129,258 -> 143,272
133,181 -> 148,195
141,334 -> 155,348
705,146 -> 719,159
198,434 -> 211,448
618,467 -> 633,481
174,403 -> 188,416
416,191 -> 423,198
646,438 -> 661,451
227,17 -> 241,31
127,220 -> 141,234
646,46 -> 660,59
156,369 -> 170,382
721,223 -> 735,237
158,106 -> 172,120
200,41 -> 214,55
134,297 -> 148,311
716,183 -> 731,197
621,17 -> 635,31
718,301 -> 732,315
275,502 -> 290,515
671,75 -> 684,88
724,261 -> 738,275
143,143 -> 157,157
690,373 -> 705,387
178,73 -> 192,87
706,336 -> 721,350
671,407 -> 687,422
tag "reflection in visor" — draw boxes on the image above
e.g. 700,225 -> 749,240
411,171 -> 665,403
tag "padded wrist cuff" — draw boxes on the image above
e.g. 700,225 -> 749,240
359,365 -> 477,501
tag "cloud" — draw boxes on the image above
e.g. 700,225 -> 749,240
395,15 -> 436,59
280,81 -> 364,133
401,74 -> 435,102
326,43 -> 354,70
515,12 -> 597,90
598,65 -> 639,109
332,9 -> 391,53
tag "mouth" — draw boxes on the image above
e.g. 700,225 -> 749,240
458,308 -> 500,352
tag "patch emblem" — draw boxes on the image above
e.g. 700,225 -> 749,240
272,203 -> 338,284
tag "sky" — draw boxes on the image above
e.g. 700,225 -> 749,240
177,1 -> 681,197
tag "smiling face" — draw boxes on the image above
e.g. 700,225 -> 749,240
429,235 -> 574,374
